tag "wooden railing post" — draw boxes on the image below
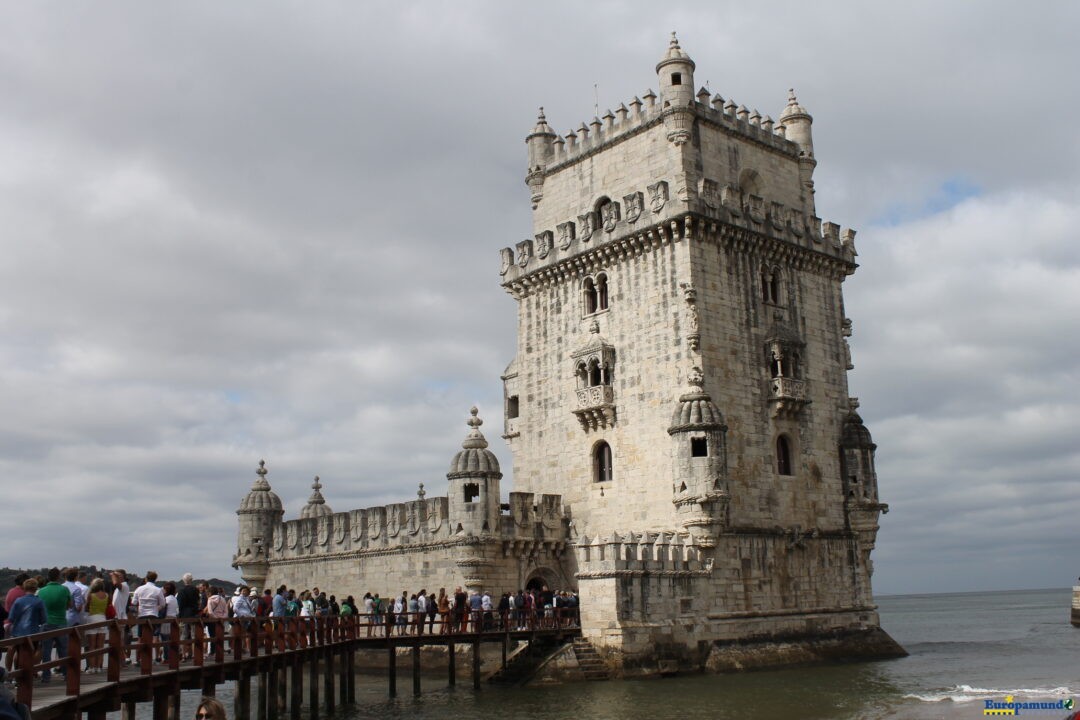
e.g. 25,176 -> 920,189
107,621 -> 124,682
66,626 -> 82,695
15,638 -> 35,706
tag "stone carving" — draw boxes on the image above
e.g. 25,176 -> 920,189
648,181 -> 669,214
700,179 -> 719,210
788,208 -> 805,237
499,247 -> 513,276
286,522 -> 297,549
516,239 -> 533,268
770,201 -> 786,231
368,507 -> 384,540
407,501 -> 421,535
721,184 -> 741,216
535,230 -> 553,259
350,509 -> 366,542
623,192 -> 644,223
746,194 -> 766,224
386,504 -> 402,537
680,282 -> 700,351
601,201 -> 621,233
334,517 -> 348,545
557,221 -> 576,250
578,212 -> 597,242
317,516 -> 330,546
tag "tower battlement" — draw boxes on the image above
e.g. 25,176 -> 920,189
509,33 -> 856,288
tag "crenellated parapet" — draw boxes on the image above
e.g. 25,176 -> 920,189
501,213 -> 859,299
574,530 -> 709,579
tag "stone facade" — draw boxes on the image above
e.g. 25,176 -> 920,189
234,33 -> 902,672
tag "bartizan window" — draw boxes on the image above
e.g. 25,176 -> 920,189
593,441 -> 613,483
761,265 -> 781,305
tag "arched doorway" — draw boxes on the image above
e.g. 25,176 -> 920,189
525,576 -> 547,592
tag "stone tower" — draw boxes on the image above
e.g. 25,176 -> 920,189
234,460 -> 284,589
499,34 -> 902,669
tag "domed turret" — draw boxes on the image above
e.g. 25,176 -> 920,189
300,476 -> 333,519
447,407 -> 502,536
778,88 -> 813,156
525,107 -> 557,209
839,400 -> 880,503
234,460 -> 284,588
668,368 -> 729,545
656,32 -> 696,145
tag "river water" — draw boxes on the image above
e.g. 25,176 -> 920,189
148,588 -> 1080,720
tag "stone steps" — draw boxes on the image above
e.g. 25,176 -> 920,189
571,638 -> 610,681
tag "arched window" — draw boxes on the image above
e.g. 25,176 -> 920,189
588,358 -> 602,387
776,435 -> 793,476
584,277 -> 598,315
593,441 -> 613,483
596,273 -> 609,311
761,266 -> 780,304
576,362 -> 589,389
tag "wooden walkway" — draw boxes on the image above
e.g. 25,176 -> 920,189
0,613 -> 581,720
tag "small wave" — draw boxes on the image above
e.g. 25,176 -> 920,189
904,685 -> 1074,704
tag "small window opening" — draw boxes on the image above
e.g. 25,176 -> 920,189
776,436 -> 793,476
596,273 -> 609,311
463,483 -> 480,503
761,268 -> 780,304
691,437 -> 708,457
594,441 -> 613,483
507,395 -> 520,419
588,359 -> 603,387
671,72 -> 682,86
584,277 -> 598,315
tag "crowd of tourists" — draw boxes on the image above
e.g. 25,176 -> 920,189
0,567 -> 579,684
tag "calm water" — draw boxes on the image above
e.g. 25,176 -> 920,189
152,588 -> 1080,720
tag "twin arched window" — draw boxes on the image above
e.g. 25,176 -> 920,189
593,441 -> 613,483
584,273 -> 609,315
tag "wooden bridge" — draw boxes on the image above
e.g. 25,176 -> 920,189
0,612 -> 582,720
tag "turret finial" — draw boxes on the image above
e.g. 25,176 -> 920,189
788,88 -> 798,105
256,460 -> 267,478
670,31 -> 679,48
417,483 -> 426,500
311,475 -> 322,493
467,406 -> 482,430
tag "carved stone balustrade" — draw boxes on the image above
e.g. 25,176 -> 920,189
768,376 -> 809,418
573,384 -> 616,430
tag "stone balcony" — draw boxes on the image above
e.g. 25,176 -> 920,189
768,376 -> 809,418
573,384 -> 616,430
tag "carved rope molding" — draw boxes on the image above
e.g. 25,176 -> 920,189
267,536 -> 488,567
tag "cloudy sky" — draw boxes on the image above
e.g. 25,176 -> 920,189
1,2 -> 1076,596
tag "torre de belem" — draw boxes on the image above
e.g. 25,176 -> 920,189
234,34 -> 904,672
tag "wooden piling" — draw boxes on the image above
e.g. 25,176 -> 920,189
412,645 -> 421,695
447,641 -> 455,686
257,670 -> 268,720
307,653 -> 318,720
387,642 -> 396,697
289,658 -> 302,720
472,639 -> 481,690
235,670 -> 251,720
323,647 -> 334,713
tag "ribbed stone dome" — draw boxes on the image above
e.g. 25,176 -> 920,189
238,460 -> 284,514
656,31 -> 695,72
840,411 -> 876,450
668,367 -> 726,433
779,89 -> 811,122
448,407 -> 502,478
299,476 -> 333,519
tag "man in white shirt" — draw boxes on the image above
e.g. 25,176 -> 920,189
110,570 -> 131,620
132,570 -> 166,648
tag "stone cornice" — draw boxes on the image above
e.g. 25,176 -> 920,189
267,535 -> 491,567
503,214 -> 857,299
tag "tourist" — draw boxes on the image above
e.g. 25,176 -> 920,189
110,570 -> 130,621
194,696 -> 227,720
203,587 -> 229,654
3,574 -> 29,672
37,568 -> 71,682
300,591 -> 315,618
340,596 -> 355,616
62,569 -> 85,632
437,589 -> 450,634
84,578 -> 110,673
176,573 -> 200,660
7,579 -> 46,675
426,591 -> 437,633
394,593 -> 407,635
453,587 -> 467,632
272,586 -> 288,618
468,590 -> 482,632
159,582 -> 179,662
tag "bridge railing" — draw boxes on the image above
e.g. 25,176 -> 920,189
0,607 -> 580,708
